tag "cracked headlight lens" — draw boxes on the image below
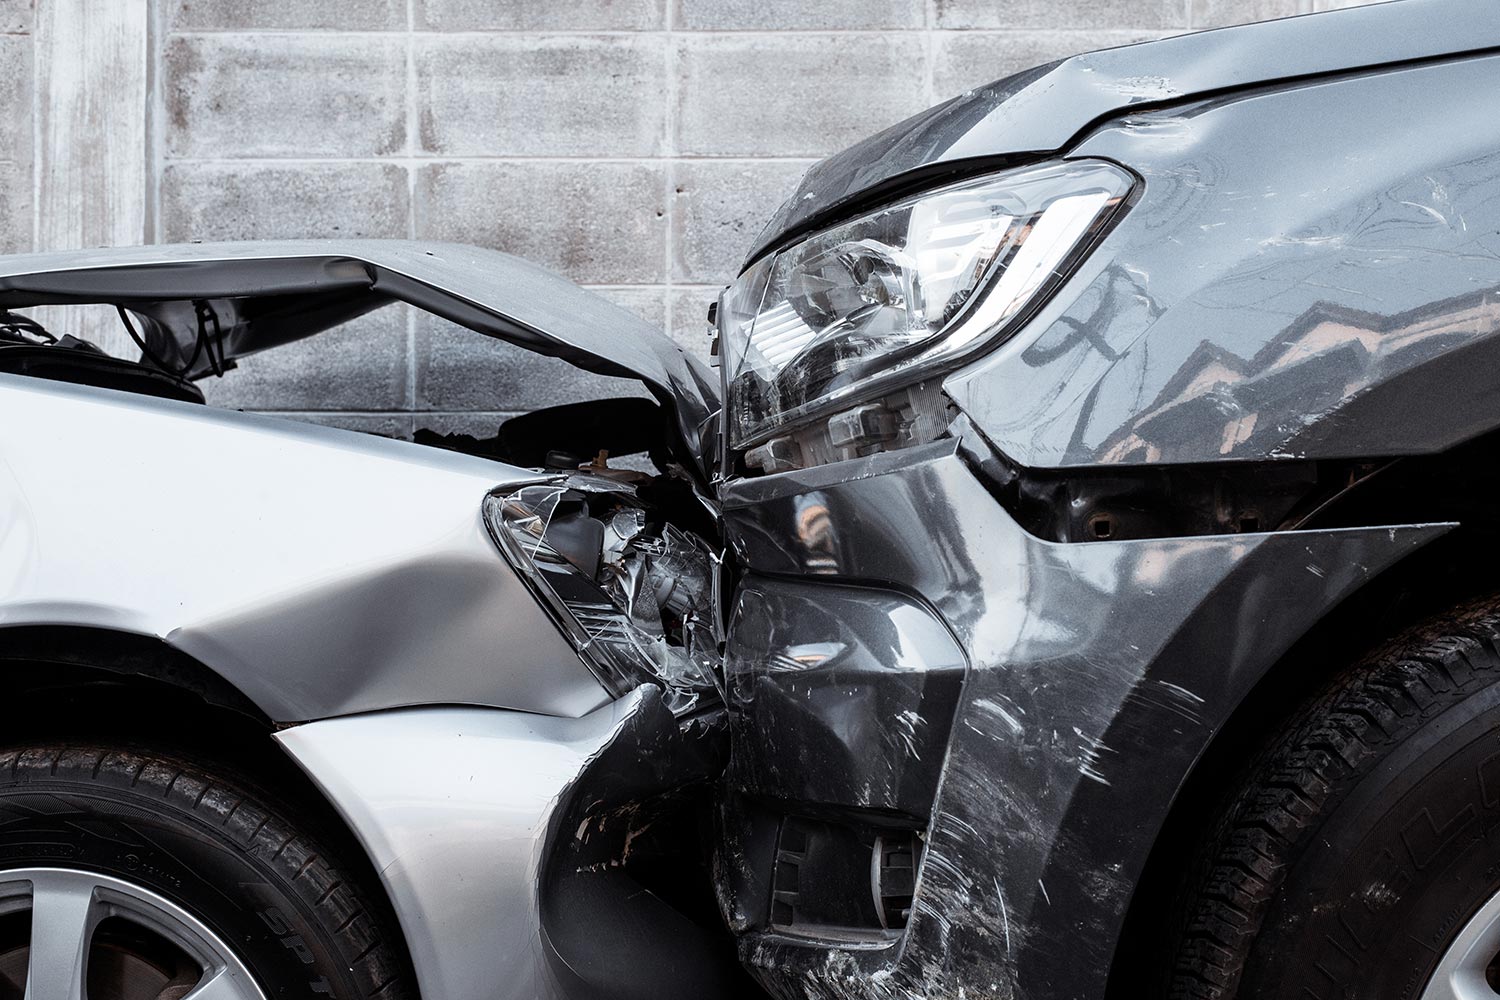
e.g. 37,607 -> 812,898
482,476 -> 723,716
721,159 -> 1135,450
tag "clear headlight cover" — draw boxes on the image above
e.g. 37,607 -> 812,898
721,159 -> 1135,448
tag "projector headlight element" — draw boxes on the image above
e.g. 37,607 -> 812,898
721,160 -> 1135,451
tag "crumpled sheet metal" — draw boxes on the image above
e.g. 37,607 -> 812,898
723,578 -> 967,818
536,686 -> 755,1000
0,240 -> 720,477
274,689 -> 655,1000
493,474 -> 723,715
720,439 -> 1450,1000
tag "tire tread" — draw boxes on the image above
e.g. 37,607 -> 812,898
1167,598 -> 1500,999
0,743 -> 413,1000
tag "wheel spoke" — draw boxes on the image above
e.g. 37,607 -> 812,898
2,866 -> 265,1000
182,968 -> 263,1000
23,872 -> 100,1000
1423,888 -> 1500,1000
1425,968 -> 1500,1000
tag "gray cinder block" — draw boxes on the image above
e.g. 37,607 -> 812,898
165,35 -> 406,158
414,161 -> 668,284
413,311 -> 649,413
199,305 -> 412,412
676,0 -> 924,30
161,162 -> 411,241
416,35 -> 669,157
417,0 -> 665,31
671,159 -> 811,284
933,0 -> 1188,30
674,33 -> 928,156
163,0 -> 406,31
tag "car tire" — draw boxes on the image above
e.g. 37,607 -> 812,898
1167,596 -> 1500,999
0,743 -> 412,1000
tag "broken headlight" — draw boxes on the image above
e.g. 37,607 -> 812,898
721,159 -> 1135,454
482,475 -> 722,715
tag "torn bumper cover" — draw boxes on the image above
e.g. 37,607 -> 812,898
715,438 -> 1450,1000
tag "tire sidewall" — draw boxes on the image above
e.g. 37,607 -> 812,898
1243,680 -> 1500,998
0,775 -> 361,999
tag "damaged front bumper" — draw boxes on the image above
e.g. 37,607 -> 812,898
715,437 -> 1448,1000
277,685 -> 751,1000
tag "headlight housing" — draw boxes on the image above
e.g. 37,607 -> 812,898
483,474 -> 723,716
720,159 -> 1135,455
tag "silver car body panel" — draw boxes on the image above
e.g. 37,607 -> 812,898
0,373 -> 610,721
274,689 -> 652,1000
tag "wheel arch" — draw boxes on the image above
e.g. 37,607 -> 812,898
0,623 -> 422,994
1104,521 -> 1500,998
0,623 -> 269,723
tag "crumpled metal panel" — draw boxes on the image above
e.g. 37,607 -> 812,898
747,0 -> 1500,263
719,440 -> 1450,1000
281,687 -> 752,1000
945,53 -> 1500,468
0,240 -> 718,472
724,579 -> 967,817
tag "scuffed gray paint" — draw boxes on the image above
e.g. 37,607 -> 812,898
719,440 -> 1449,999
945,52 -> 1500,468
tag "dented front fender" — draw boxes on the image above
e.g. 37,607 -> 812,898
717,440 -> 1449,1000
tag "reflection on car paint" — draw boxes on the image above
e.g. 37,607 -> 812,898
719,441 -> 1449,999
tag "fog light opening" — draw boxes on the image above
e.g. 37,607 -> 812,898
871,832 -> 922,931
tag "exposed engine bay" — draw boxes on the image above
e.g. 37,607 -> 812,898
0,308 -> 205,404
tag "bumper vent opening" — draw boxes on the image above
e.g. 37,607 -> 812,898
768,815 -> 923,939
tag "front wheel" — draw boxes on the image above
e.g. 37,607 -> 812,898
0,745 -> 413,1000
1168,597 -> 1500,999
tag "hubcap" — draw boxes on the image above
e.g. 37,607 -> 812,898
1423,890 -> 1500,1000
0,868 -> 265,1000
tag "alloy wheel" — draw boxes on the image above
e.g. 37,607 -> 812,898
0,868 -> 264,1000
1422,889 -> 1500,1000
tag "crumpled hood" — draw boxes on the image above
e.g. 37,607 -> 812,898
0,240 -> 720,472
747,0 -> 1500,264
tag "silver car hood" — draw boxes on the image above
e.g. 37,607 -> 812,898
0,240 -> 719,466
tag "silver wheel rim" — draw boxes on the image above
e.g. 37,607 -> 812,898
0,867 -> 266,1000
1423,889 -> 1500,1000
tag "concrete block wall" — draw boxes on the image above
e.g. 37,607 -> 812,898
5,0 -> 1380,438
